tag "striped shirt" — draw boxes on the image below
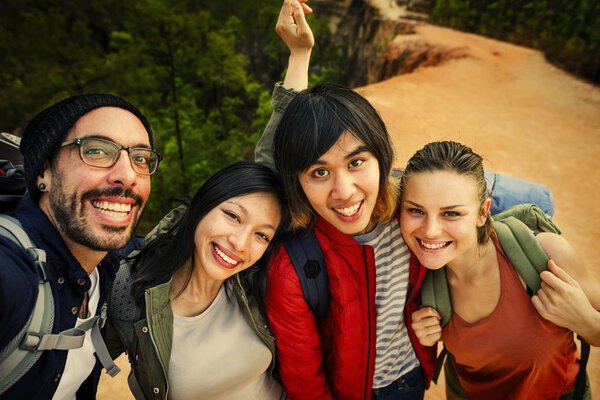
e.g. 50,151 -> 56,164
355,218 -> 420,389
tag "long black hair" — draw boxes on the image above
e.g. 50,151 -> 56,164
130,161 -> 288,306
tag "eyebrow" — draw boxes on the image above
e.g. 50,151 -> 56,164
226,200 -> 277,231
84,134 -> 151,149
404,200 -> 467,210
311,145 -> 371,166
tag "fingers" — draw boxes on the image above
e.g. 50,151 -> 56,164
276,0 -> 295,33
299,1 -> 313,14
411,308 -> 442,346
537,282 -> 556,306
547,259 -> 578,286
539,260 -> 581,297
291,0 -> 308,27
412,307 -> 441,322
276,0 -> 315,53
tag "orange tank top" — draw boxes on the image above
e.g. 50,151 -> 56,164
442,233 -> 579,400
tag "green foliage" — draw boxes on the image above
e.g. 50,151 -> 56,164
0,0 -> 343,232
431,0 -> 600,83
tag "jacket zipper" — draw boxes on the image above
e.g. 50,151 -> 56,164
362,247 -> 372,400
145,290 -> 169,399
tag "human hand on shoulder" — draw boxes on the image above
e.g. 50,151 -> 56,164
532,260 -> 600,346
411,307 -> 442,347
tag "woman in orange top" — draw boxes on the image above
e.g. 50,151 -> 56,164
404,141 -> 600,399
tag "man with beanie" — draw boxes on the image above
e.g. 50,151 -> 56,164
0,94 -> 160,399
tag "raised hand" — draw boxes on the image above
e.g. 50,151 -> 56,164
276,0 -> 314,54
276,0 -> 314,91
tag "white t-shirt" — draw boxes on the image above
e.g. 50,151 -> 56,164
168,284 -> 282,400
52,268 -> 100,400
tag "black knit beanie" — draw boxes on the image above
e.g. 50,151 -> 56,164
20,93 -> 154,202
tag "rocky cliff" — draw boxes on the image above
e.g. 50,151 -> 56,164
319,0 -> 463,87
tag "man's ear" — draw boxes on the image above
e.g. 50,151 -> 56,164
477,198 -> 492,227
37,164 -> 52,192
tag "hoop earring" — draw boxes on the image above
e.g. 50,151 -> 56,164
38,182 -> 47,191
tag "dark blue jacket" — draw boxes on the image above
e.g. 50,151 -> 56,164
0,194 -> 120,399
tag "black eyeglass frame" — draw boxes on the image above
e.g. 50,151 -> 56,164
60,137 -> 162,176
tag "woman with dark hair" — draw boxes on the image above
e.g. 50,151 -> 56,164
405,141 -> 599,399
107,162 -> 289,399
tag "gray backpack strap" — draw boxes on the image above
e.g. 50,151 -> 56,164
0,215 -> 52,394
0,215 -> 120,395
108,254 -> 143,360
108,255 -> 145,398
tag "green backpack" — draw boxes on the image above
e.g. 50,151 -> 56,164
420,204 -> 590,400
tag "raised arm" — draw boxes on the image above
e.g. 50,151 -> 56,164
532,233 -> 600,346
255,0 -> 314,168
278,0 -> 314,91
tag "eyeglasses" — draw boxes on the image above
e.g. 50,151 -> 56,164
60,137 -> 162,176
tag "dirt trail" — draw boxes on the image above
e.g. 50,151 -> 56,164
357,23 -> 600,399
98,23 -> 600,400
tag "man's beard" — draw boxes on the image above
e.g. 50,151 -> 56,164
49,173 -> 144,252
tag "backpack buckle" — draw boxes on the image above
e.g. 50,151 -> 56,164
19,331 -> 44,352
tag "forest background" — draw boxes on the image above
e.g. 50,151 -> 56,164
1,0 -> 598,232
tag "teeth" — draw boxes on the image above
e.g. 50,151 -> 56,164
96,209 -> 127,217
92,201 -> 132,213
214,245 -> 238,266
420,240 -> 449,250
334,202 -> 361,216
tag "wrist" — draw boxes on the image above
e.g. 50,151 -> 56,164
289,49 -> 312,62
578,309 -> 600,346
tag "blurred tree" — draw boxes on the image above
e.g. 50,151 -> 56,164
0,0 -> 343,231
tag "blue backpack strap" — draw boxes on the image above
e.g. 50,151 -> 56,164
284,230 -> 329,319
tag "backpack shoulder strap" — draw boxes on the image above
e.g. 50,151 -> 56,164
0,215 -> 120,395
493,216 -> 549,294
0,214 -> 53,394
421,267 -> 452,328
493,213 -> 590,399
492,203 -> 560,235
108,254 -> 143,360
284,230 -> 329,319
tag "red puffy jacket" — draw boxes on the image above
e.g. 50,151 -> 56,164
265,216 -> 437,399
